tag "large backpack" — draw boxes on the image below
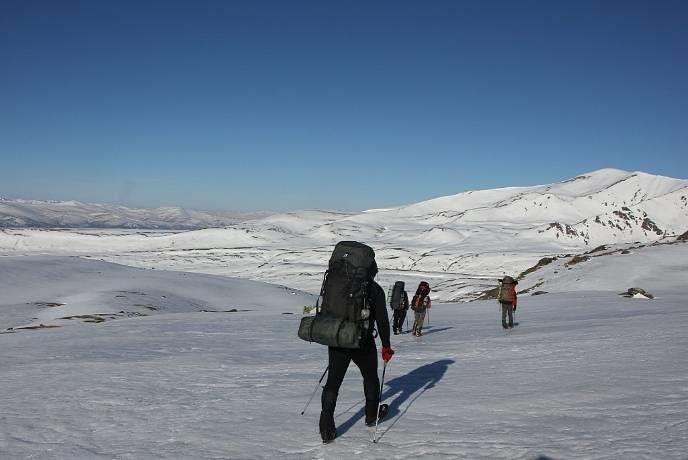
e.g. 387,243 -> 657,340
498,276 -> 517,304
411,281 -> 431,311
389,281 -> 406,310
298,241 -> 377,348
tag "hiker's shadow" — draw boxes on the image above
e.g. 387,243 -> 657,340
336,359 -> 454,436
417,326 -> 453,336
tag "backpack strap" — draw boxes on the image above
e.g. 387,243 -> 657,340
315,270 -> 328,314
334,319 -> 346,348
359,280 -> 372,337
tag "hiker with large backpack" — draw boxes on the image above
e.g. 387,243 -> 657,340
497,275 -> 518,329
411,281 -> 431,337
297,241 -> 394,443
388,281 -> 409,335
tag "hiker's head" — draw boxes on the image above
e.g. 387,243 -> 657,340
417,281 -> 430,295
369,261 -> 378,278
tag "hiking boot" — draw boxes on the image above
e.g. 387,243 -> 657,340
365,402 -> 389,427
320,390 -> 337,443
364,399 -> 377,425
319,412 -> 336,443
502,323 -> 509,329
393,328 -> 399,335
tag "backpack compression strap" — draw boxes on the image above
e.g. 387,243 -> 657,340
315,270 -> 328,314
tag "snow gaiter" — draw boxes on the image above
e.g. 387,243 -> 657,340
319,389 -> 337,442
365,399 -> 379,425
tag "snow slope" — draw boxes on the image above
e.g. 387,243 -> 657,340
0,257 -> 311,331
1,246 -> 687,459
514,240 -> 688,296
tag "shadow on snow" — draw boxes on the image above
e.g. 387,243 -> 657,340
417,326 -> 453,336
335,359 -> 455,438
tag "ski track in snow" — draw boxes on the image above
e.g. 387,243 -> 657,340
1,257 -> 687,459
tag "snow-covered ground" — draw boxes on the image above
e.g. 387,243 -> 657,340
0,257 -> 311,331
1,246 -> 687,459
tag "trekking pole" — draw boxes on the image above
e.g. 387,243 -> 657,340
427,308 -> 430,327
300,365 -> 329,415
372,361 -> 388,443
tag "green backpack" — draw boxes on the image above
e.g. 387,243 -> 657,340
298,241 -> 377,348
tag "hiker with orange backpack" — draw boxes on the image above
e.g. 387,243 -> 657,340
411,281 -> 431,336
497,276 -> 518,329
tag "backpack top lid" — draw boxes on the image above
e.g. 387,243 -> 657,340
328,241 -> 377,278
415,281 -> 431,296
501,275 -> 517,285
390,280 -> 406,309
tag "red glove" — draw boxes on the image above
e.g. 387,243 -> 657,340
381,346 -> 394,362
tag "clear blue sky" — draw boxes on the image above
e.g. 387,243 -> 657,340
1,0 -> 686,212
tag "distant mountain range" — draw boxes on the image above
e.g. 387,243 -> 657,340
0,199 -> 266,229
4,168 -> 685,239
2,168 -> 687,300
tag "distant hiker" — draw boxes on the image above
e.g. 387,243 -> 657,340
297,241 -> 394,443
388,281 -> 409,335
411,281 -> 431,337
498,276 -> 518,329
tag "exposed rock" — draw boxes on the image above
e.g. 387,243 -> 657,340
543,222 -> 579,237
619,287 -> 654,299
586,245 -> 607,254
566,255 -> 590,266
474,286 -> 500,301
641,218 -> 663,235
518,256 -> 556,279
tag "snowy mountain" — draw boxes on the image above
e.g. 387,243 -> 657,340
0,198 -> 265,229
1,169 -> 686,301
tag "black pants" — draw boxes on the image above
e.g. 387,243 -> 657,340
392,309 -> 407,332
324,345 -> 379,400
319,345 -> 380,435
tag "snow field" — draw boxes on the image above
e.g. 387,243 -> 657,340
1,256 -> 686,459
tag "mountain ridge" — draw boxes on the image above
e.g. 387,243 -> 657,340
0,198 -> 269,229
2,168 -> 687,301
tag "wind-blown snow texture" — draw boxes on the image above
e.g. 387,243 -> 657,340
1,248 -> 687,459
2,169 -> 687,301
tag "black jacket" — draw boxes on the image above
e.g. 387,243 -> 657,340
364,281 -> 391,349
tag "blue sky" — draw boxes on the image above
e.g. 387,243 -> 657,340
1,0 -> 686,212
